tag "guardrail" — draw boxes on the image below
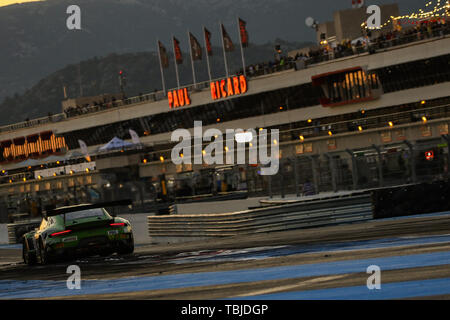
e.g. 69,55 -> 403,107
148,193 -> 373,243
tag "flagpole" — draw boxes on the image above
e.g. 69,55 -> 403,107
220,22 -> 229,78
172,35 -> 181,89
188,30 -> 197,89
203,26 -> 212,82
237,17 -> 247,77
157,39 -> 166,96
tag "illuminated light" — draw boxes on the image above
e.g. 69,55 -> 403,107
279,106 -> 283,110
56,161 -> 60,165
202,150 -> 206,155
110,223 -> 126,227
211,75 -> 247,100
1,170 -> 4,174
70,170 -> 74,175
421,100 -> 426,105
360,109 -> 366,115
249,143 -> 253,147
50,230 -> 72,237
388,121 -> 394,127
53,173 -> 57,177
235,131 -> 253,143
358,126 -> 363,132
9,180 -> 12,184
23,177 -> 26,182
160,156 -> 165,162
273,139 -> 278,145
425,150 -> 435,161
142,159 -> 148,164
38,176 -> 42,180
85,168 -> 90,173
180,153 -> 184,158
216,118 -> 221,122
328,131 -> 333,136
214,135 -> 219,139
28,166 -> 31,170
224,146 -> 229,152
259,128 -> 263,131
168,88 -> 191,109
307,119 -> 312,124
299,135 -> 305,141
422,116 -> 428,123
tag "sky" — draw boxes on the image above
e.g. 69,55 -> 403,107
0,0 -> 42,7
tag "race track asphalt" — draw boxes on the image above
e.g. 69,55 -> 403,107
0,213 -> 449,299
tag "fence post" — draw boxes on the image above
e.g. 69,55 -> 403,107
310,155 -> 320,195
325,153 -> 338,192
294,156 -> 300,197
372,144 -> 384,187
268,175 -> 273,198
346,149 -> 358,190
404,140 -> 417,183
442,135 -> 450,179
280,161 -> 285,199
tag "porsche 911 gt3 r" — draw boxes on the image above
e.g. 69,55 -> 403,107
22,201 -> 134,265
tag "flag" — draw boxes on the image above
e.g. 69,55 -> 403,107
239,18 -> 249,48
158,41 -> 169,68
189,32 -> 202,60
204,27 -> 213,56
129,129 -> 141,145
221,24 -> 234,52
173,37 -> 183,64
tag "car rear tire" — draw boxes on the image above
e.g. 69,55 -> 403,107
22,240 -> 37,266
117,235 -> 134,255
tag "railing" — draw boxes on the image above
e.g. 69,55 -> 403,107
0,113 -> 66,134
303,24 -> 450,66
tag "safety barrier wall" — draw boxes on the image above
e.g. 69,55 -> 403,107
148,194 -> 373,244
0,224 -> 7,244
7,221 -> 40,245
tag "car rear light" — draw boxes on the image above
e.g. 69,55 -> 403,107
50,230 -> 72,237
110,223 -> 126,227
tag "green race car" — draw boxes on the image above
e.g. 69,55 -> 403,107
22,201 -> 134,265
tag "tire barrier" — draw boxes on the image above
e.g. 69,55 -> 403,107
7,221 -> 40,245
148,194 -> 373,243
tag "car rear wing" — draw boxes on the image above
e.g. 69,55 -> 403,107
44,199 -> 133,217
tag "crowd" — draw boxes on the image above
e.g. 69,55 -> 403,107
299,18 -> 450,66
64,97 -> 122,118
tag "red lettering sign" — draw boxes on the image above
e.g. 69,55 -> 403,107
168,88 -> 191,109
210,76 -> 248,100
